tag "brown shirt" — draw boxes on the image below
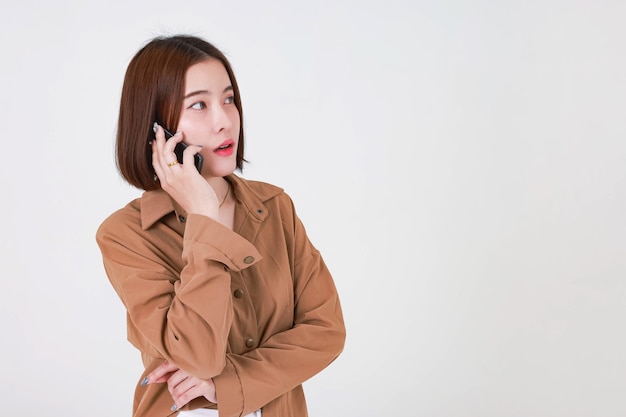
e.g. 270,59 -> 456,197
96,174 -> 345,417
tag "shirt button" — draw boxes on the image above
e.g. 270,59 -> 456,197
243,256 -> 254,264
245,338 -> 255,348
178,215 -> 186,223
233,289 -> 244,298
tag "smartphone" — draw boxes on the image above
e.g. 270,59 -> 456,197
155,123 -> 204,173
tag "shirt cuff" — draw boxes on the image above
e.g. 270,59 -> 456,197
183,214 -> 262,272
214,356 -> 244,417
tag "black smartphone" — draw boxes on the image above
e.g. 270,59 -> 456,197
155,123 -> 204,173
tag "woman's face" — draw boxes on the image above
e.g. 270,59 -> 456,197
176,58 -> 241,179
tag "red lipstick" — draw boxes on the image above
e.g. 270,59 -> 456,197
214,139 -> 235,157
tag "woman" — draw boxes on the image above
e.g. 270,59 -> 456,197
96,35 -> 346,417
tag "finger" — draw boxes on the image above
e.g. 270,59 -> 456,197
151,124 -> 168,172
152,133 -> 182,183
163,130 -> 184,156
145,360 -> 178,384
182,144 -> 203,171
151,140 -> 169,182
168,372 -> 191,410
153,124 -> 181,168
171,378 -> 208,411
152,122 -> 167,152
166,369 -> 187,395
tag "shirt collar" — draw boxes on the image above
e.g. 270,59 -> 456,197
139,173 -> 283,230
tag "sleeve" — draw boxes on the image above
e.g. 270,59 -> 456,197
212,201 -> 346,417
96,213 -> 262,379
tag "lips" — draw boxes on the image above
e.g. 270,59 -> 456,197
214,139 -> 235,156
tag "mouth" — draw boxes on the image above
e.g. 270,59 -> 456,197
214,139 -> 235,156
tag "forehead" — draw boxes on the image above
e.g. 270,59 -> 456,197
184,58 -> 231,92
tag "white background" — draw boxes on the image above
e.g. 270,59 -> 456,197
1,1 -> 625,416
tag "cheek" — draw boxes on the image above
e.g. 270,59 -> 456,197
230,110 -> 241,135
175,119 -> 190,134
177,120 -> 203,142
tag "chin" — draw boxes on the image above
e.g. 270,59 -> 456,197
203,164 -> 237,178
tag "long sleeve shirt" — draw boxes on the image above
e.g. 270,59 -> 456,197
96,174 -> 345,417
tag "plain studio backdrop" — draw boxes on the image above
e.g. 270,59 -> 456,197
1,0 -> 625,416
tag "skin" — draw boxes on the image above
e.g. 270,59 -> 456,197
147,58 -> 242,410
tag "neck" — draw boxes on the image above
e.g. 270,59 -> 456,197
207,177 -> 230,207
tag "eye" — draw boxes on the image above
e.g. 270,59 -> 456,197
189,101 -> 206,110
224,95 -> 235,105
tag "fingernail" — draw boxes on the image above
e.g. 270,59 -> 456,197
174,131 -> 182,136
140,377 -> 149,387
171,404 -> 178,411
153,122 -> 159,133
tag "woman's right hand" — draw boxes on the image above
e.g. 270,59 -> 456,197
151,124 -> 221,219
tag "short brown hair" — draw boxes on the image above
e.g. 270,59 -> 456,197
116,35 -> 246,190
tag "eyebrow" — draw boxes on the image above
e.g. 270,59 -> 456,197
184,86 -> 233,99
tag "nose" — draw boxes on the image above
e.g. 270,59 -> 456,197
212,104 -> 233,133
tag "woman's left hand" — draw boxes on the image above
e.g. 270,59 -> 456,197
145,360 -> 217,410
